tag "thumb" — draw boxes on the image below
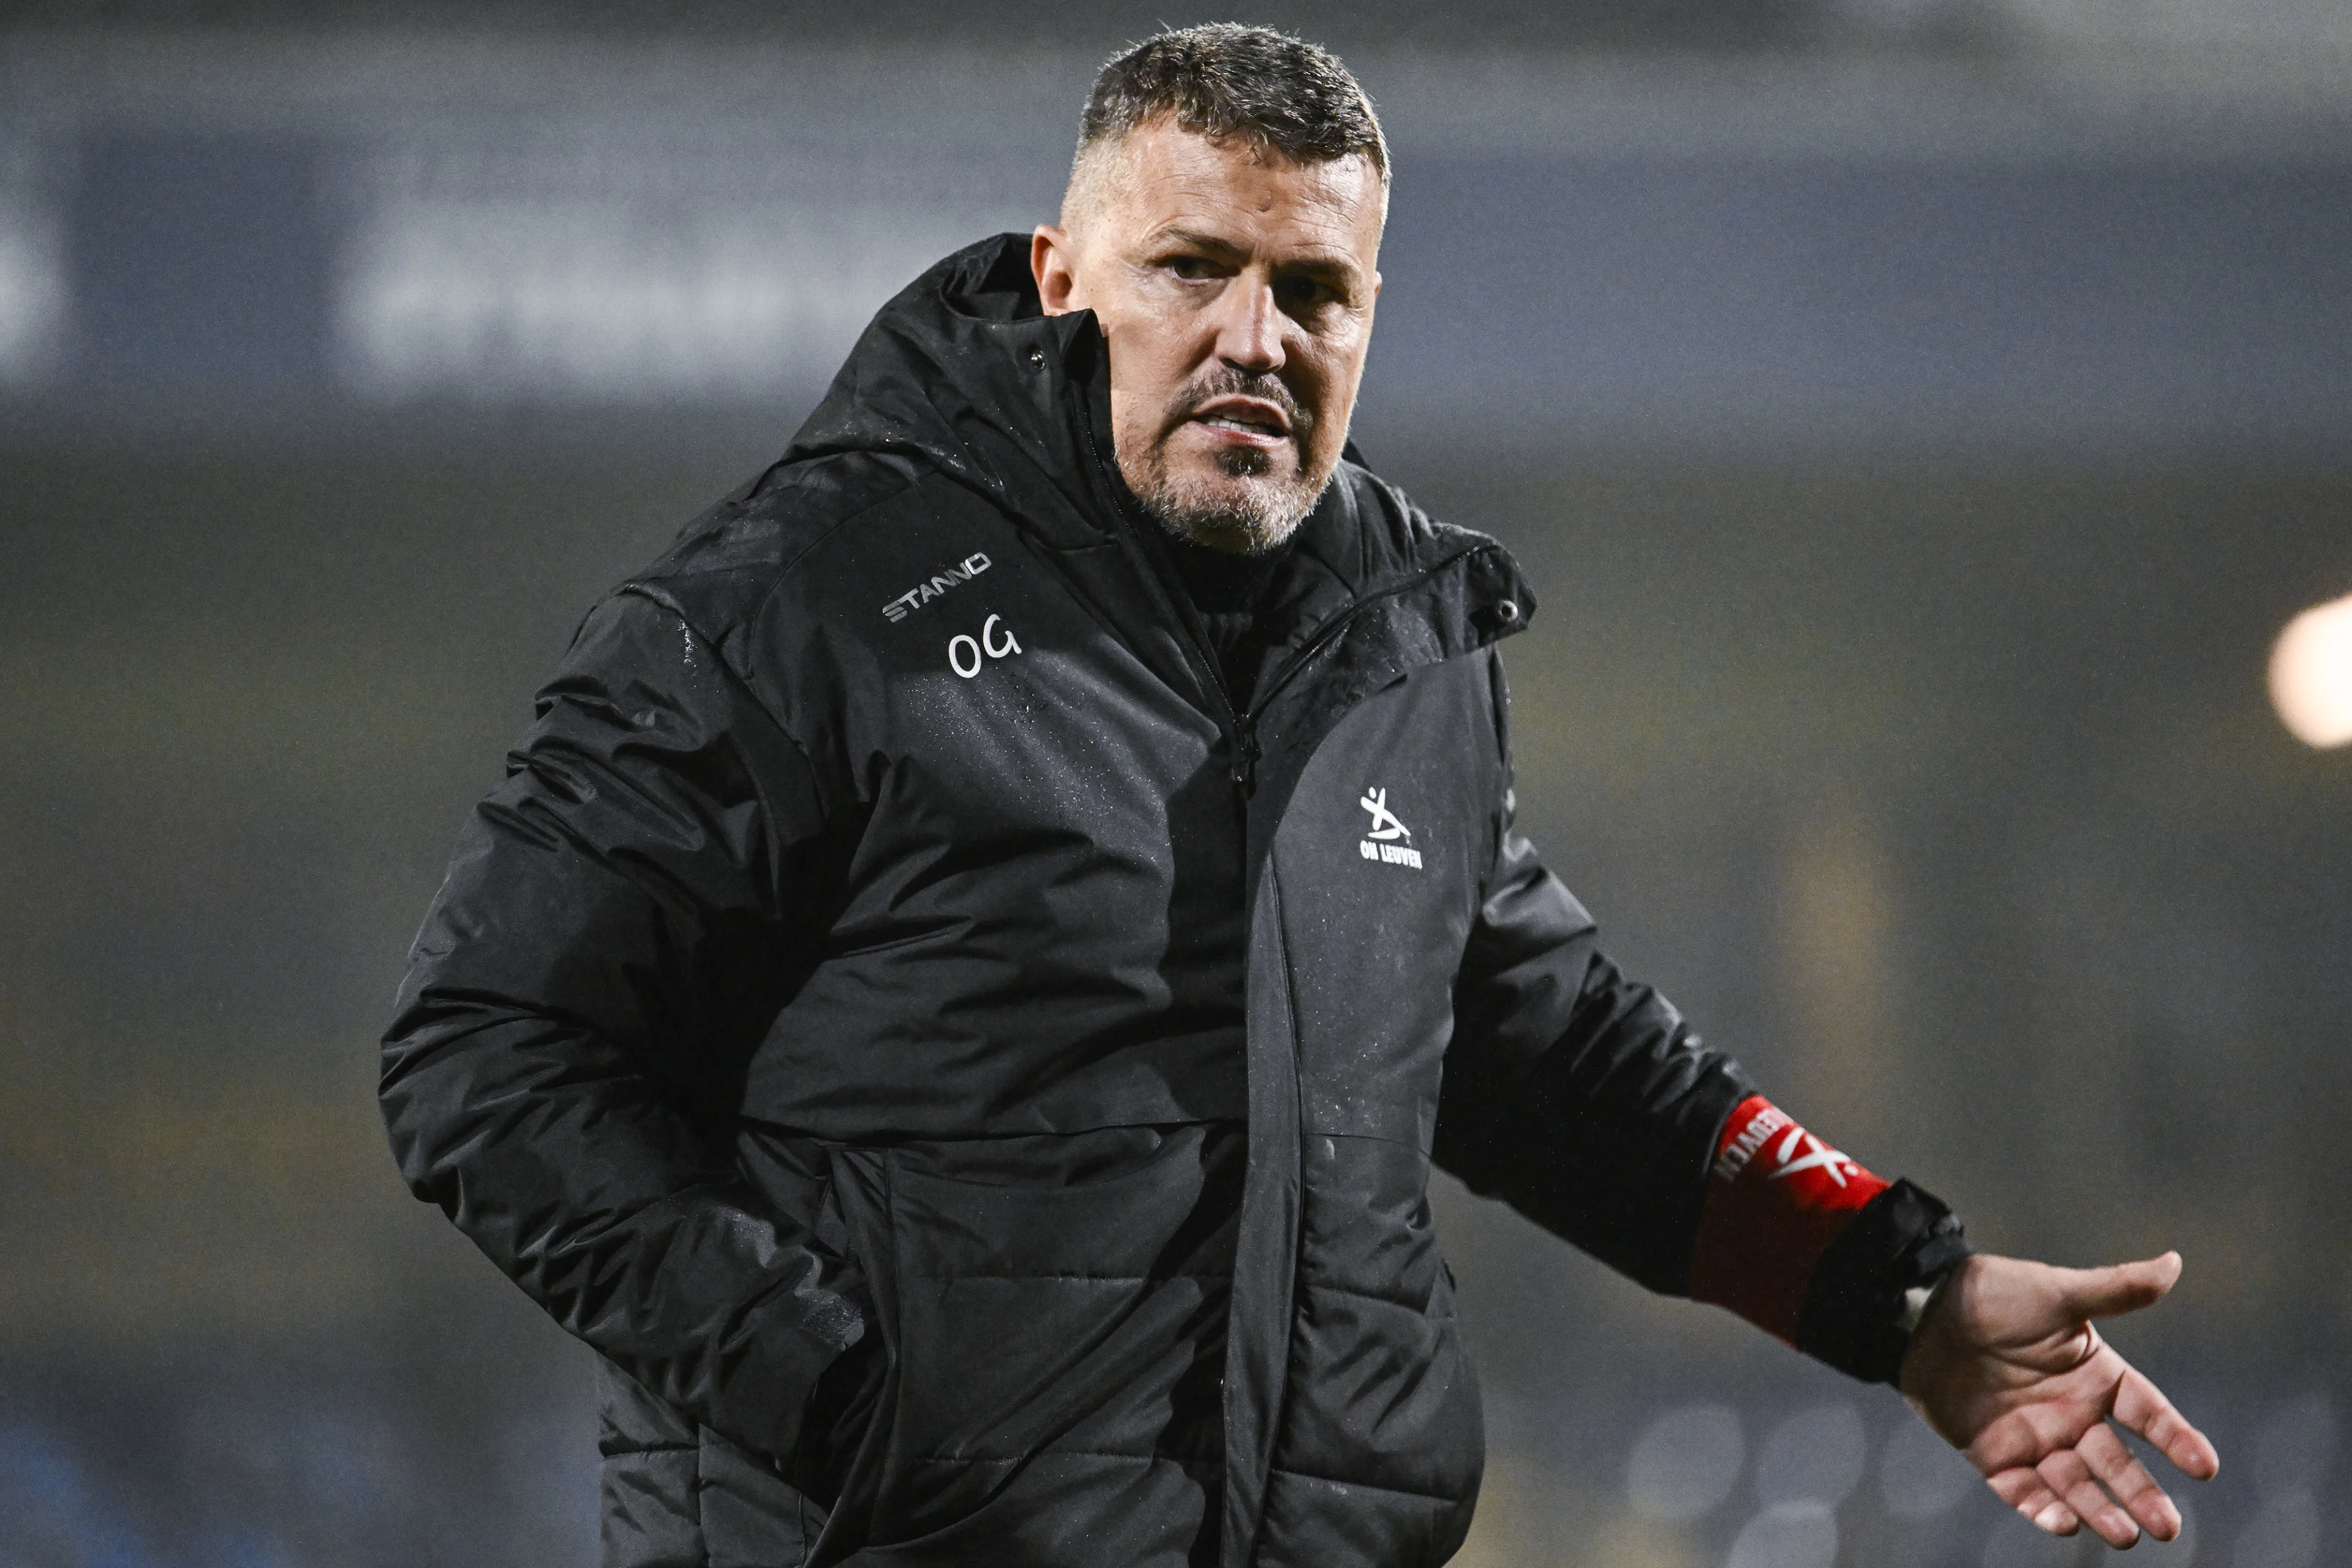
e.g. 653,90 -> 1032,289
2056,1251 -> 2182,1322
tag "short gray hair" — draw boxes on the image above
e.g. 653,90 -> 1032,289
1075,24 -> 1388,187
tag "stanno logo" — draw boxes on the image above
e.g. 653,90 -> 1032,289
1357,787 -> 1423,869
883,553 -> 991,621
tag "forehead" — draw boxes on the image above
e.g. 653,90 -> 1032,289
1099,120 -> 1384,258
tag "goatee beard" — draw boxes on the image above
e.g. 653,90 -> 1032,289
1126,372 -> 1330,556
1134,450 -> 1327,556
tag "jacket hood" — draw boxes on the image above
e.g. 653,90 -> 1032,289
782,233 -> 1119,551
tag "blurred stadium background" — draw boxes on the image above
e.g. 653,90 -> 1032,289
3,2 -> 2349,1564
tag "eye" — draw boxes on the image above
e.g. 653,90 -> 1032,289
1276,275 -> 1342,313
1165,255 -> 1221,281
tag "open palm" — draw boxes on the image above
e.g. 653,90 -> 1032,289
1898,1251 -> 2220,1548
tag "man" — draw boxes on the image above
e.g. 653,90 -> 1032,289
381,25 -> 2217,1567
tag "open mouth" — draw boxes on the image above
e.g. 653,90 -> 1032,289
1189,397 -> 1294,444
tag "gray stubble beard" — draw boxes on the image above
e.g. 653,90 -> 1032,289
1127,432 -> 1333,556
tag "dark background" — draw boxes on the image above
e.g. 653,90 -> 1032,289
2,5 -> 2347,1566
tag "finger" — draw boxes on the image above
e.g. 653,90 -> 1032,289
2113,1364 -> 2222,1480
1987,1466 -> 2081,1536
1964,1392 -> 2102,1479
2035,1447 -> 2142,1548
2055,1251 -> 2181,1321
2079,1421 -> 2183,1541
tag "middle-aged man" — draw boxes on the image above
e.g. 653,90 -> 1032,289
382,24 -> 2219,1568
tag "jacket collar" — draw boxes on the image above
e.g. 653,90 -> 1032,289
780,233 -> 1533,650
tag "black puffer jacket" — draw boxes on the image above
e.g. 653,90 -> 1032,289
382,236 -> 1939,1567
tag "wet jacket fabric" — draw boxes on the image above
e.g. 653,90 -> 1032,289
382,234 -> 1938,1567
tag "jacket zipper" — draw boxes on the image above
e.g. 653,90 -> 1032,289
1222,542 -> 1501,799
1075,401 -> 1266,803
1234,541 -> 1504,742
1093,504 -> 1263,802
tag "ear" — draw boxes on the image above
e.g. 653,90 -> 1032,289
1033,225 -> 1083,316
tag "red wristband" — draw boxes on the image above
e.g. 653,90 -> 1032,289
1687,1095 -> 1888,1343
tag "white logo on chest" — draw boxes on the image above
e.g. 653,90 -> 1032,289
948,612 -> 1022,677
1358,786 -> 1423,869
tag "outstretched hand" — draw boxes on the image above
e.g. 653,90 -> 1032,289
1898,1251 -> 2219,1548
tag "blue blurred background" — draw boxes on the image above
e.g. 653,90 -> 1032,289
2,4 -> 2348,1564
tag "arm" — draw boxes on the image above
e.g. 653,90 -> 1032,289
1433,822 -> 1753,1293
1689,1091 -> 2220,1544
380,589 -> 866,1465
1433,651 -> 1965,1374
1441,663 -> 2217,1544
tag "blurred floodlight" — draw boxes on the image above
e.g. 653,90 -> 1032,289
1878,1415 -> 1975,1519
1754,1404 -> 1866,1507
1624,1402 -> 1744,1520
2269,595 -> 2352,748
1726,1499 -> 1838,1568
0,206 -> 67,383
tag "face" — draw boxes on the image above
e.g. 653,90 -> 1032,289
1033,119 -> 1384,553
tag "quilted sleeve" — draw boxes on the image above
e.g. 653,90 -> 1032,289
380,587 -> 870,1461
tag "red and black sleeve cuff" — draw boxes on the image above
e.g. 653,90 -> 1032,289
1687,1095 -> 1969,1384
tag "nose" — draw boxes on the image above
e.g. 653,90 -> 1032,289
1213,276 -> 1285,375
